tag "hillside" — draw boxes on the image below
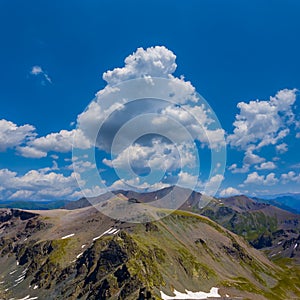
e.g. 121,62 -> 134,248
63,188 -> 300,262
254,195 -> 300,214
1,202 -> 300,299
198,195 -> 300,262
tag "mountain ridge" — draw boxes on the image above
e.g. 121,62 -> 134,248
1,204 -> 300,299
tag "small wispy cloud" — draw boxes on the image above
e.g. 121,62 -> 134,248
30,65 -> 52,84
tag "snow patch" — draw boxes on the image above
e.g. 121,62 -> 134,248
294,243 -> 298,250
61,233 -> 75,239
93,227 -> 113,241
21,268 -> 28,275
16,296 -> 38,300
81,244 -> 86,249
76,252 -> 83,259
160,287 -> 221,299
15,276 -> 25,282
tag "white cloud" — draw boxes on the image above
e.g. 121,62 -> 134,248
227,89 -> 297,172
0,168 -> 82,200
67,159 -> 96,173
151,103 -> 225,149
110,177 -> 170,192
243,172 -> 278,186
228,163 -> 249,174
9,190 -> 34,200
75,46 -> 226,154
30,129 -> 87,152
30,65 -> 52,84
0,119 -> 89,158
219,187 -> 241,197
31,65 -> 43,75
243,148 -> 265,165
102,46 -> 177,85
70,185 -> 106,199
264,173 -> 279,185
105,140 -> 197,174
255,161 -> 276,170
17,146 -> 47,158
0,119 -> 36,151
290,163 -> 300,169
276,143 -> 288,154
203,174 -> 224,195
177,171 -> 199,189
243,172 -> 264,185
19,129 -> 90,158
38,160 -> 59,174
228,89 -> 297,150
229,148 -> 265,174
72,46 -> 225,195
280,171 -> 300,184
3,46 -> 225,196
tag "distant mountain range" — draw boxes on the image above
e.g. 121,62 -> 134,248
258,193 -> 300,200
0,199 -> 70,210
254,194 -> 300,214
1,189 -> 300,215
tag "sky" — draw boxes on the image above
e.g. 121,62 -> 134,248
1,0 -> 300,201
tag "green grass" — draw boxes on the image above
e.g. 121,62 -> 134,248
49,238 -> 77,265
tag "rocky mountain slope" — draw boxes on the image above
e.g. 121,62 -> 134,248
0,195 -> 300,300
196,195 -> 300,262
63,187 -> 300,262
66,187 -> 300,262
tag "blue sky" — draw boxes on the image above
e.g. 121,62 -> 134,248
1,0 -> 300,200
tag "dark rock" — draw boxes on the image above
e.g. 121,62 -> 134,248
114,264 -> 130,287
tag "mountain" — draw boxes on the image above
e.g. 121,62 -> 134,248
198,195 -> 300,262
254,195 -> 300,214
64,186 -> 205,211
253,197 -> 300,214
0,200 -> 70,210
1,198 -> 300,299
257,193 -> 300,200
64,188 -> 300,261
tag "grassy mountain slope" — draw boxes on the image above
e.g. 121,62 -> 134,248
0,202 -> 300,299
197,195 -> 300,262
63,187 -> 300,262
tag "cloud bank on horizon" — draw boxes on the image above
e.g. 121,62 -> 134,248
0,46 -> 299,200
